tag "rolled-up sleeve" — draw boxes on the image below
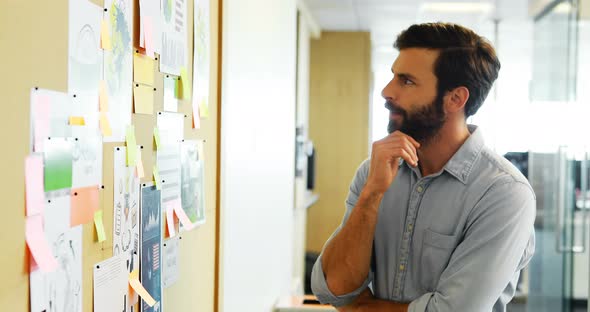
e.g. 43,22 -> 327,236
311,255 -> 374,306
311,160 -> 372,306
409,180 -> 536,311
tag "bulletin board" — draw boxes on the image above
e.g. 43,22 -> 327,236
0,0 -> 220,311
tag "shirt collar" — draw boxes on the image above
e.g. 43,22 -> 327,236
399,124 -> 484,184
443,124 -> 484,184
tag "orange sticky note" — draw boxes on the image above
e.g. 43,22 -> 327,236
153,165 -> 161,190
26,215 -> 58,272
99,80 -> 109,112
133,84 -> 154,114
94,210 -> 106,242
71,186 -> 99,227
100,112 -> 112,136
136,157 -> 145,178
69,116 -> 86,126
144,16 -> 155,58
101,19 -> 112,50
166,205 -> 176,237
25,155 -> 45,216
172,199 -> 194,231
129,270 -> 156,306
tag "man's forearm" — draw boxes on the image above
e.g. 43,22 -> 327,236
321,188 -> 383,295
337,289 -> 410,312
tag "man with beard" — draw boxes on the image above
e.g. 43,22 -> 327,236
311,23 -> 535,312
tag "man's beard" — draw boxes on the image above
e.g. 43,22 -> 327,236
386,94 -> 446,143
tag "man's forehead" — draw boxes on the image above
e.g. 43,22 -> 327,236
391,48 -> 438,78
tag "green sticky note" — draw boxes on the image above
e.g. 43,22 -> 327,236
153,127 -> 161,149
43,138 -> 73,191
126,125 -> 137,166
153,165 -> 162,190
94,210 -> 106,242
180,67 -> 191,100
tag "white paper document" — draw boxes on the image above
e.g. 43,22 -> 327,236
93,254 -> 129,312
30,196 -> 83,312
162,236 -> 180,288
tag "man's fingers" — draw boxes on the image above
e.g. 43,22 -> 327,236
377,140 -> 418,165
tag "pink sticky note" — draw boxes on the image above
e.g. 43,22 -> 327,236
25,215 -> 58,273
25,155 -> 45,216
166,205 -> 176,237
33,94 -> 51,152
71,186 -> 100,227
172,199 -> 194,231
144,16 -> 154,58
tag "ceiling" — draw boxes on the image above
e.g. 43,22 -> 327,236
302,0 -> 533,71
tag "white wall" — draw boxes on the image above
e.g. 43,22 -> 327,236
220,0 -> 297,311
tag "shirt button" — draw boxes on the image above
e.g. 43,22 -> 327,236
408,224 -> 413,230
399,264 -> 405,271
417,185 -> 424,193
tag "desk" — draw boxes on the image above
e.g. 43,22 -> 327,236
275,295 -> 336,311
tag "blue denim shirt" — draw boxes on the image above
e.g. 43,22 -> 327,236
311,125 -> 536,312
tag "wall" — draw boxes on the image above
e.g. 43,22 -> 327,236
306,32 -> 372,254
0,0 -> 219,311
219,0 -> 297,311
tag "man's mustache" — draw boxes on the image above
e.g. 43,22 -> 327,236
384,101 -> 406,115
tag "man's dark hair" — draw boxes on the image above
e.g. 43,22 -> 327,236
394,22 -> 500,118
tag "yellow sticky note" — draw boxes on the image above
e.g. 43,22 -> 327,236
69,116 -> 85,126
199,98 -> 210,119
153,128 -> 160,150
126,126 -> 137,166
180,67 -> 191,100
101,19 -> 112,51
94,210 -> 106,242
133,53 -> 155,86
133,84 -> 154,114
136,157 -> 145,178
153,165 -> 161,190
99,80 -> 109,112
99,112 -> 112,136
129,270 -> 156,307
174,77 -> 182,99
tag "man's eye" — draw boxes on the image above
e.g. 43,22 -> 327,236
403,78 -> 414,85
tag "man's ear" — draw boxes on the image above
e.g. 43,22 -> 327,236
445,86 -> 469,114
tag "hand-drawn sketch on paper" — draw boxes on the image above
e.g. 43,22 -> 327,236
180,140 -> 206,225
68,0 -> 102,96
103,0 -> 133,141
140,184 -> 163,312
72,134 -> 103,188
113,146 -> 140,312
30,196 -> 83,312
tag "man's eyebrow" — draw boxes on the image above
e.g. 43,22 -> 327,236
391,69 -> 419,82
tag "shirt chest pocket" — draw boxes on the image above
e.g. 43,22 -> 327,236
419,228 -> 458,292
